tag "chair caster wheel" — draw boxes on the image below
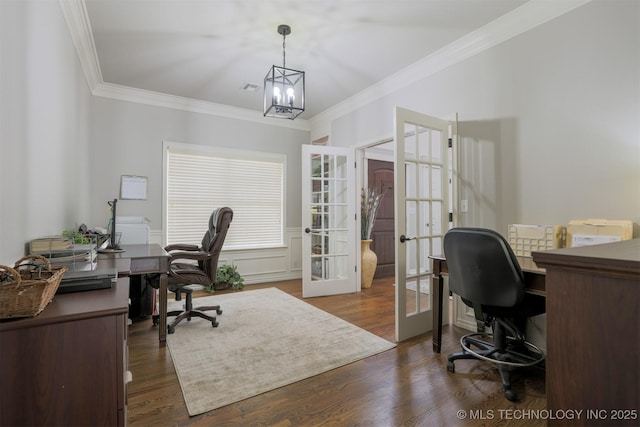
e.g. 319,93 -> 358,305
216,309 -> 223,315
504,388 -> 517,402
168,326 -> 175,334
447,361 -> 455,372
212,321 -> 219,327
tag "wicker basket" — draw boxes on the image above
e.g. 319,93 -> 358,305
0,255 -> 68,319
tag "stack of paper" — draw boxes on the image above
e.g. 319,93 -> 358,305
30,237 -> 73,253
29,236 -> 97,269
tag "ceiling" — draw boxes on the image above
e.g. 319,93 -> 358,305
83,0 -> 529,121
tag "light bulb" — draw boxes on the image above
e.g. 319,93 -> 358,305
273,87 -> 281,105
286,87 -> 295,107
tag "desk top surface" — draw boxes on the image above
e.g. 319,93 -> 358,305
0,277 -> 129,332
97,244 -> 169,275
532,238 -> 640,276
98,243 -> 169,259
533,238 -> 640,262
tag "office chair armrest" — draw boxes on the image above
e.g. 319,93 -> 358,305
168,266 -> 209,277
165,243 -> 202,252
168,250 -> 212,264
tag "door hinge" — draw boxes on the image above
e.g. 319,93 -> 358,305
355,161 -> 357,168
448,138 -> 452,148
449,212 -> 453,222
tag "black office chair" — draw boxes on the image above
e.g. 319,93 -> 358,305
443,227 -> 545,401
161,207 -> 233,334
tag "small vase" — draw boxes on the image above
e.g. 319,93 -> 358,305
361,239 -> 377,289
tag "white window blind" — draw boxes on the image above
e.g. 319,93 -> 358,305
166,144 -> 284,250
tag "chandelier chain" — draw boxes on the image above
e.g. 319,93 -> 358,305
282,33 -> 286,69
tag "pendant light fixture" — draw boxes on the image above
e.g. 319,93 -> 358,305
264,24 -> 305,119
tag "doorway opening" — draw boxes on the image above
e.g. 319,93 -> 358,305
367,159 -> 395,279
356,109 -> 456,342
359,138 -> 396,279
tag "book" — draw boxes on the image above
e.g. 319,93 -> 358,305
30,237 -> 73,253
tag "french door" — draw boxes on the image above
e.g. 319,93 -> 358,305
301,145 -> 357,297
395,107 -> 452,342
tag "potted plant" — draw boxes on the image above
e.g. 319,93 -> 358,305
207,264 -> 244,292
360,187 -> 384,288
206,263 -> 244,292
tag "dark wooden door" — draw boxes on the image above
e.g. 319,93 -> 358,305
368,159 -> 395,278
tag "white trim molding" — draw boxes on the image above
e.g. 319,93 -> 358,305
308,0 -> 592,131
58,0 -> 309,131
60,0 -> 591,137
218,227 -> 303,285
92,83 -> 310,131
58,0 -> 102,91
150,227 -> 303,285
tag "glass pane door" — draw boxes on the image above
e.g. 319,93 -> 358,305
302,145 -> 356,297
395,107 -> 451,342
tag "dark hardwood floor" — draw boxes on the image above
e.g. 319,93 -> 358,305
127,278 -> 546,426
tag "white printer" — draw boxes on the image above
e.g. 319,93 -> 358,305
116,216 -> 151,245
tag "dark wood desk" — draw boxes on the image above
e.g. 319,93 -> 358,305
98,243 -> 170,346
429,254 -> 546,353
533,239 -> 640,426
0,277 -> 130,426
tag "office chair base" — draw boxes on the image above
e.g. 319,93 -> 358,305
167,307 -> 221,334
455,332 -> 545,368
153,302 -> 223,332
163,283 -> 223,333
448,332 -> 545,402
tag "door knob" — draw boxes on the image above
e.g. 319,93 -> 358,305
399,235 -> 414,243
304,228 -> 311,234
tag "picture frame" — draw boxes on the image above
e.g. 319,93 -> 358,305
120,175 -> 148,200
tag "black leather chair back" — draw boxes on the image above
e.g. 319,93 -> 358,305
199,207 -> 233,279
443,227 -> 524,308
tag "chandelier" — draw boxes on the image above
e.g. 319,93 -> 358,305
264,24 -> 305,120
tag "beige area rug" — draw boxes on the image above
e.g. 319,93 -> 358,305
166,287 -> 396,416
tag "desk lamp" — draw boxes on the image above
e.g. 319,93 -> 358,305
98,199 -> 125,253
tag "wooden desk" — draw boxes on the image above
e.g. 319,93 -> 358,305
98,244 -> 170,346
533,239 -> 640,426
429,255 -> 546,353
0,277 -> 130,426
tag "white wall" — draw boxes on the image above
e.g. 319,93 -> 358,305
87,97 -> 308,284
88,97 -> 307,231
0,1 -> 307,285
2,0 -> 637,281
330,0 -> 640,236
326,0 -> 638,349
0,0 -> 92,262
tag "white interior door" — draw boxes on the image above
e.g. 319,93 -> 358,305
302,145 -> 356,298
395,107 -> 451,342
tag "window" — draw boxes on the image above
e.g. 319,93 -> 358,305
164,142 -> 284,250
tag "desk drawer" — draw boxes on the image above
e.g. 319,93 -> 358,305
130,258 -> 160,273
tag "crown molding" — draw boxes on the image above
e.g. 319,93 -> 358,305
309,0 -> 592,131
61,0 -> 590,134
58,0 -> 102,91
93,83 -> 311,131
59,0 -> 310,131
